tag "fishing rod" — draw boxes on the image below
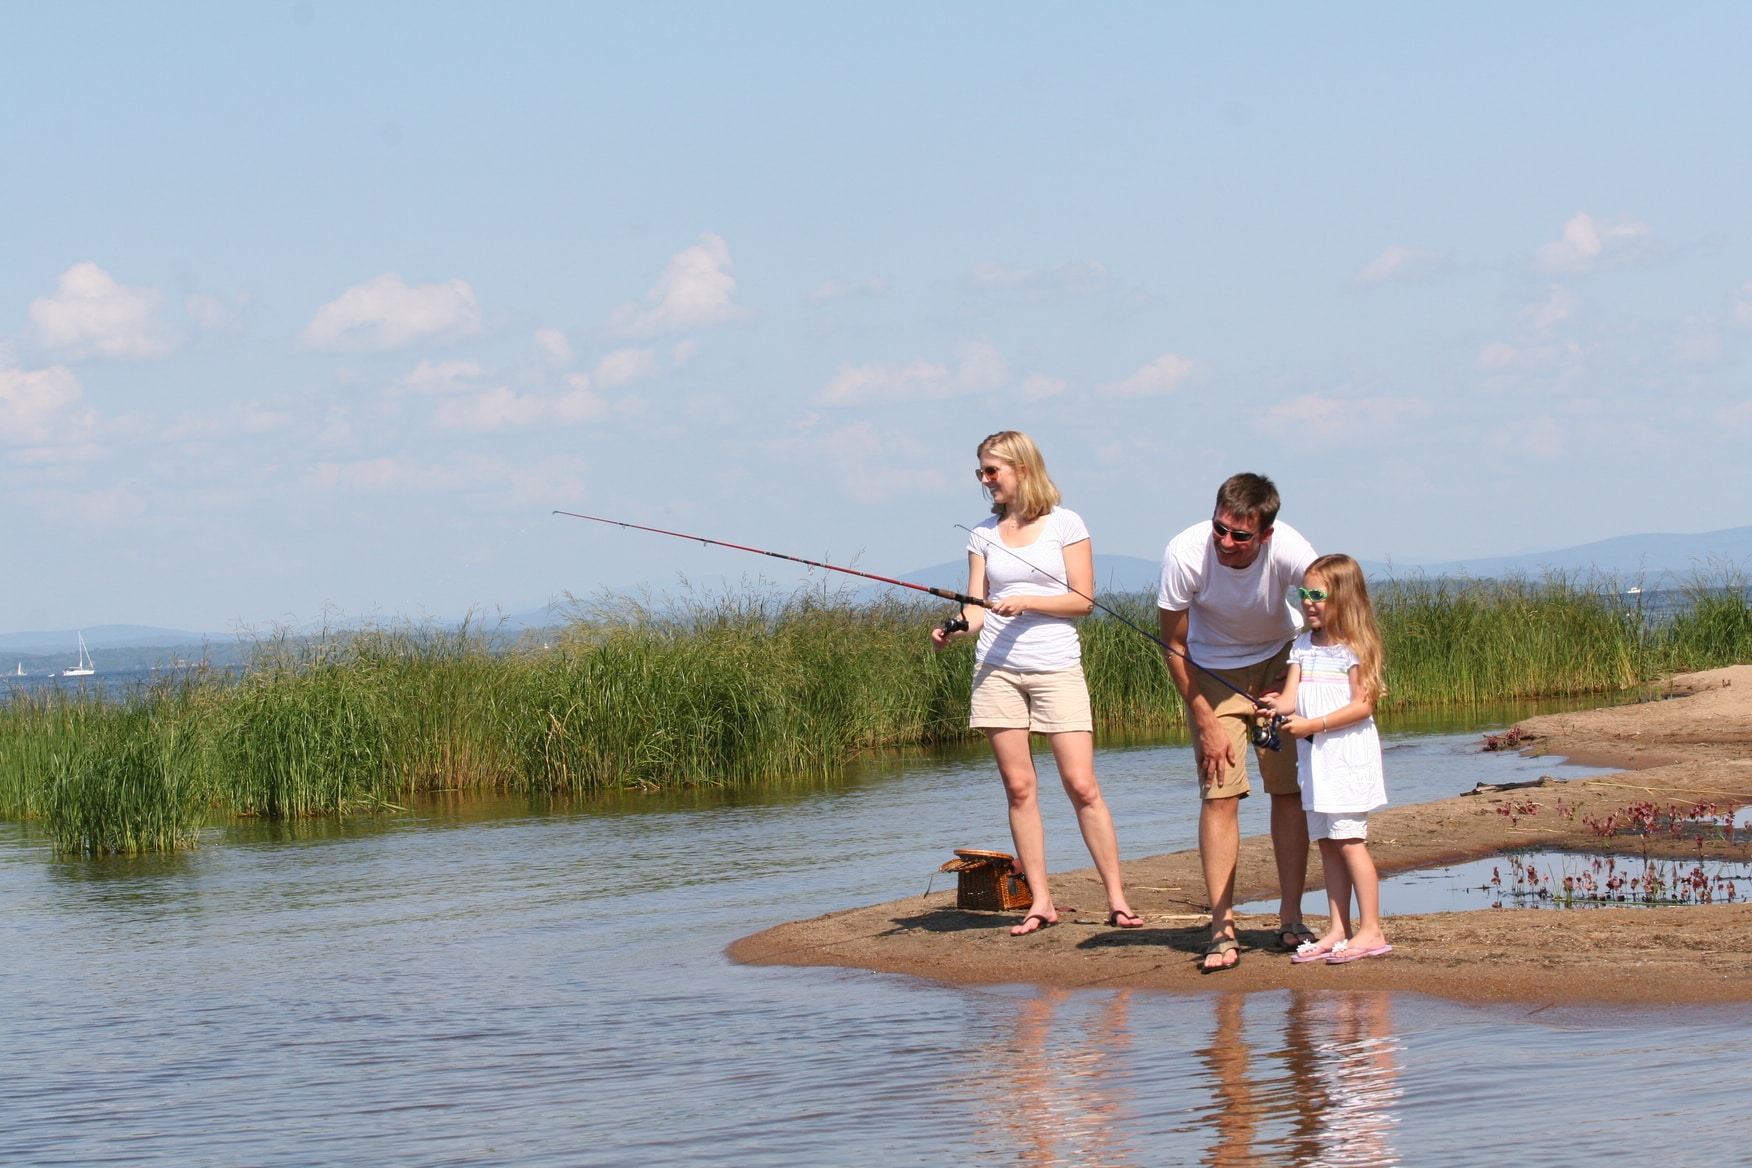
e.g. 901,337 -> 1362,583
553,511 -> 987,634
955,524 -> 1287,751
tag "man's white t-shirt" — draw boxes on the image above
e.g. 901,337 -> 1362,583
966,507 -> 1089,672
1156,520 -> 1317,670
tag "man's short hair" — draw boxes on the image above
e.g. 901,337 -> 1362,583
1214,473 -> 1280,529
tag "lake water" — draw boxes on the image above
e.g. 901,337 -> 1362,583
4,716 -> 1749,1167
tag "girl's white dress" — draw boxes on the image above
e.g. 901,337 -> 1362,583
1289,632 -> 1386,814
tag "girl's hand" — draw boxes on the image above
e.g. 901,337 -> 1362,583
988,595 -> 1031,617
930,625 -> 960,651
1280,715 -> 1320,739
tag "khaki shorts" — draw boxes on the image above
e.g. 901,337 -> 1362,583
1192,641 -> 1300,801
970,664 -> 1093,733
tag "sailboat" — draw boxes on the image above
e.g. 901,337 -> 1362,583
63,633 -> 95,677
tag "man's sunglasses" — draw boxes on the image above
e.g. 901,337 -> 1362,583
1294,587 -> 1330,602
1211,518 -> 1260,543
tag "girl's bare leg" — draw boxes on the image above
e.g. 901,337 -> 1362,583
1337,839 -> 1387,950
1047,729 -> 1138,922
987,728 -> 1056,933
1311,838 -> 1352,952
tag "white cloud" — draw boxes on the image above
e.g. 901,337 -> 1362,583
398,359 -> 487,395
672,339 -> 699,366
818,340 -> 1007,406
8,442 -> 105,466
1672,315 -> 1721,364
1716,400 -> 1752,429
302,273 -> 481,350
1475,338 -> 1584,376
811,276 -> 888,303
430,377 -> 625,433
553,383 -> 611,424
1352,245 -> 1444,287
161,403 -> 295,441
1258,393 -> 1428,437
0,362 -> 94,445
1021,374 -> 1067,401
593,346 -> 658,388
1100,353 -> 1199,398
431,387 -> 552,432
1534,212 -> 1649,274
29,262 -> 177,358
534,328 -> 574,366
969,260 -> 1107,295
816,422 -> 947,502
305,453 -> 589,504
1477,341 -> 1520,370
1731,283 -> 1752,330
186,292 -> 247,330
1522,284 -> 1575,332
609,233 -> 745,337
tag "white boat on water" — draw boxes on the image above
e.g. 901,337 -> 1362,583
63,633 -> 95,677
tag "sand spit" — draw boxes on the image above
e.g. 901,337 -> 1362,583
729,666 -> 1752,1004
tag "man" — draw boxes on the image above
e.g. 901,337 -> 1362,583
1158,473 -> 1316,972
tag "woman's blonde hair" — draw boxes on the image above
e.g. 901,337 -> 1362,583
1307,553 -> 1387,702
978,430 -> 1061,521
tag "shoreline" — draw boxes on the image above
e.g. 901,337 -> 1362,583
728,665 -> 1752,1005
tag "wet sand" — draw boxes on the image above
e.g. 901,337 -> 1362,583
729,665 -> 1752,1004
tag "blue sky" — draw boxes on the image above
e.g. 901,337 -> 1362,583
5,3 -> 1752,631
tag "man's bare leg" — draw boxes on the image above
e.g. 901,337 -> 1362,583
1199,795 -> 1241,970
1271,791 -> 1311,945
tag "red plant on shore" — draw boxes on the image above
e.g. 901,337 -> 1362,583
1481,726 -> 1528,752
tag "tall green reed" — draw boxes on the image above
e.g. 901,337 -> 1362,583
1,571 -> 1748,852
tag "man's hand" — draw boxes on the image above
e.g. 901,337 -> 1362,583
1195,711 -> 1237,790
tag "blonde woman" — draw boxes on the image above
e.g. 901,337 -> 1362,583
932,431 -> 1141,936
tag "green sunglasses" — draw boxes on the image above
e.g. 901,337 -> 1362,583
1294,587 -> 1330,602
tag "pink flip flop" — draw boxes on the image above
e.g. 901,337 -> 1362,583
1326,943 -> 1393,964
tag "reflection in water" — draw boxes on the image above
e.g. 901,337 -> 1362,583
969,988 -> 1138,1167
970,989 -> 1402,1168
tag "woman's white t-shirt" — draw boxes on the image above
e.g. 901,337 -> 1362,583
965,507 -> 1089,672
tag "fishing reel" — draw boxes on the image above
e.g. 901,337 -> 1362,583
939,611 -> 970,636
1250,712 -> 1287,753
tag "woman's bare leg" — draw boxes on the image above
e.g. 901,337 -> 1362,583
987,728 -> 1056,933
1047,730 -> 1138,922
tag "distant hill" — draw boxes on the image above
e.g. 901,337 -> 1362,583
0,625 -> 219,655
1360,525 -> 1752,583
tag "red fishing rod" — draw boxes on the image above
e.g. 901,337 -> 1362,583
553,511 -> 990,631
957,523 -> 1288,750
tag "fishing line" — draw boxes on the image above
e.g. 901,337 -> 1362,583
955,523 -> 1287,750
553,510 -> 986,633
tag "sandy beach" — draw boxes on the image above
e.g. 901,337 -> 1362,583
729,665 -> 1752,1004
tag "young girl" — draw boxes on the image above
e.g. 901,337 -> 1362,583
931,431 -> 1141,937
1270,553 -> 1392,964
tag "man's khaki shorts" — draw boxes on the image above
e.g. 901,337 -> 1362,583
1192,641 -> 1299,800
970,664 -> 1094,733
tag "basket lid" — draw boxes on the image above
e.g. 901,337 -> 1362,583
952,848 -> 1014,861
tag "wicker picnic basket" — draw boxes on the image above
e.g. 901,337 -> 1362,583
938,848 -> 1031,911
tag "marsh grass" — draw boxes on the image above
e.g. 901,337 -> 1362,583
2,570 -> 1750,851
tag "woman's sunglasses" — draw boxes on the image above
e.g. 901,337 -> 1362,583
1294,587 -> 1330,602
974,465 -> 1003,481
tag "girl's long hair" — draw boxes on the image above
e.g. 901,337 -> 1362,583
1309,553 -> 1387,702
978,430 -> 1061,521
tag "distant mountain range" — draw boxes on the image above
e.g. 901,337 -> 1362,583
6,527 -> 1749,650
903,525 -> 1752,596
